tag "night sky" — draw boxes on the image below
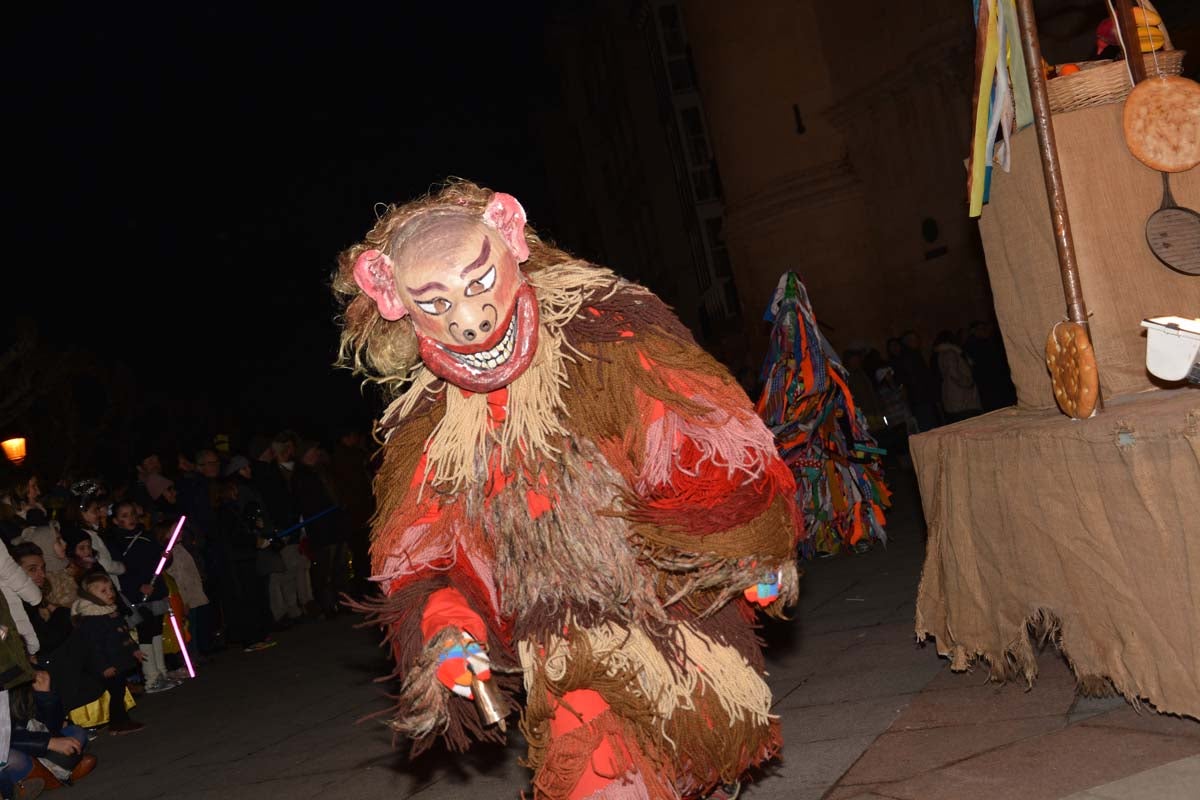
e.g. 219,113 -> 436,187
7,4 -> 558,459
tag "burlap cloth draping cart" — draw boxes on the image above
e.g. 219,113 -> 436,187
913,101 -> 1200,719
913,389 -> 1199,718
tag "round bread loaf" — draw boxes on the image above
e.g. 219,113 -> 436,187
1123,76 -> 1200,173
1046,322 -> 1100,419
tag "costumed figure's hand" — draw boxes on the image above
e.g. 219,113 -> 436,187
436,631 -> 491,699
743,571 -> 782,608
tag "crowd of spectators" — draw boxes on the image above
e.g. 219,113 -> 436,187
841,321 -> 1018,469
0,426 -> 376,799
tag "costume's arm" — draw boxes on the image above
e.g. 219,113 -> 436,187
570,306 -> 802,617
356,445 -> 517,756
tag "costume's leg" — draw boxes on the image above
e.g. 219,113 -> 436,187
549,690 -> 622,799
541,689 -> 675,800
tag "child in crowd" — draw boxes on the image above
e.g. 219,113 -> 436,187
63,492 -> 125,590
110,500 -> 177,694
60,529 -> 104,585
71,574 -> 145,735
160,521 -> 211,661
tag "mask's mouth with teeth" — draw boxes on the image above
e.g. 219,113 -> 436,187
416,283 -> 540,393
440,309 -> 518,370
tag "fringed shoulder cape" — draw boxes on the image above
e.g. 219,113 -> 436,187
359,262 -> 801,799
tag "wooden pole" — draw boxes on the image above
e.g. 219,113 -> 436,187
1014,0 -> 1091,330
1112,0 -> 1148,85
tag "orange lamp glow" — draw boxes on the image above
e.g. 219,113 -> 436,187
2,438 -> 26,465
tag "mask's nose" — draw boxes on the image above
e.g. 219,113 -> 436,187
461,319 -> 493,342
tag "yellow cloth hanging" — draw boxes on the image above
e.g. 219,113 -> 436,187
69,688 -> 136,728
161,575 -> 190,655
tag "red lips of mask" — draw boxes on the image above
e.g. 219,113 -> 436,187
416,283 -> 540,393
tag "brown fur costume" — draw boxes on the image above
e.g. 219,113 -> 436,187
336,181 -> 800,799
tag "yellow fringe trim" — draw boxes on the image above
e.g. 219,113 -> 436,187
518,618 -> 773,749
379,261 -> 638,492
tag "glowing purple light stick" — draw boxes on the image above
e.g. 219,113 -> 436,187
142,515 -> 186,602
167,609 -> 196,679
155,515 -> 186,577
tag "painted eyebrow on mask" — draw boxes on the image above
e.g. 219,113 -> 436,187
406,279 -> 449,296
406,238 -> 491,296
459,238 -> 491,278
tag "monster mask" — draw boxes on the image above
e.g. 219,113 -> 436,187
353,193 -> 539,393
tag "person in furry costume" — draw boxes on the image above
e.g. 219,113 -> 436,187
334,180 -> 802,800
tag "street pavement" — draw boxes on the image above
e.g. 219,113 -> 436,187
59,467 -> 1200,799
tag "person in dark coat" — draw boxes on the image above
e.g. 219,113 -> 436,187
110,500 -> 175,693
213,477 -> 275,652
329,425 -> 376,596
894,330 -> 943,431
71,573 -> 145,733
963,320 -> 1017,411
296,441 -> 343,617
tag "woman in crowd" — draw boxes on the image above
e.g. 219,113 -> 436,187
10,545 -> 72,659
10,528 -> 75,613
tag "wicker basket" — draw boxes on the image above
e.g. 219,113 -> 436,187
1047,0 -> 1185,115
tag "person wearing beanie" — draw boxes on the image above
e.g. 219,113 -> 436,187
143,475 -> 174,504
60,525 -> 100,578
223,455 -> 251,479
144,474 -> 181,529
246,436 -> 275,465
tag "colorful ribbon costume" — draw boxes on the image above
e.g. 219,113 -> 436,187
756,273 -> 890,558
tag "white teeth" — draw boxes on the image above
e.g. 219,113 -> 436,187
441,314 -> 518,372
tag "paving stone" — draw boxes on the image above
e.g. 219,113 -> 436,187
834,716 -> 1066,788
851,715 -> 1200,800
1066,755 -> 1200,800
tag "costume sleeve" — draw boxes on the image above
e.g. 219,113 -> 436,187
569,299 -> 801,617
421,587 -> 487,643
353,438 -> 518,756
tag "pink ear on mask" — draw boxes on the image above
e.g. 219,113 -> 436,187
352,249 -> 408,320
482,193 -> 530,262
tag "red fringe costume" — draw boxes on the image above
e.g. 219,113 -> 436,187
339,188 -> 802,800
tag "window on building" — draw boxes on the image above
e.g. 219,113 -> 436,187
691,165 -> 717,202
667,56 -> 695,92
658,4 -> 686,57
722,278 -> 741,321
679,106 -> 709,166
704,216 -> 732,278
690,226 -> 711,292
